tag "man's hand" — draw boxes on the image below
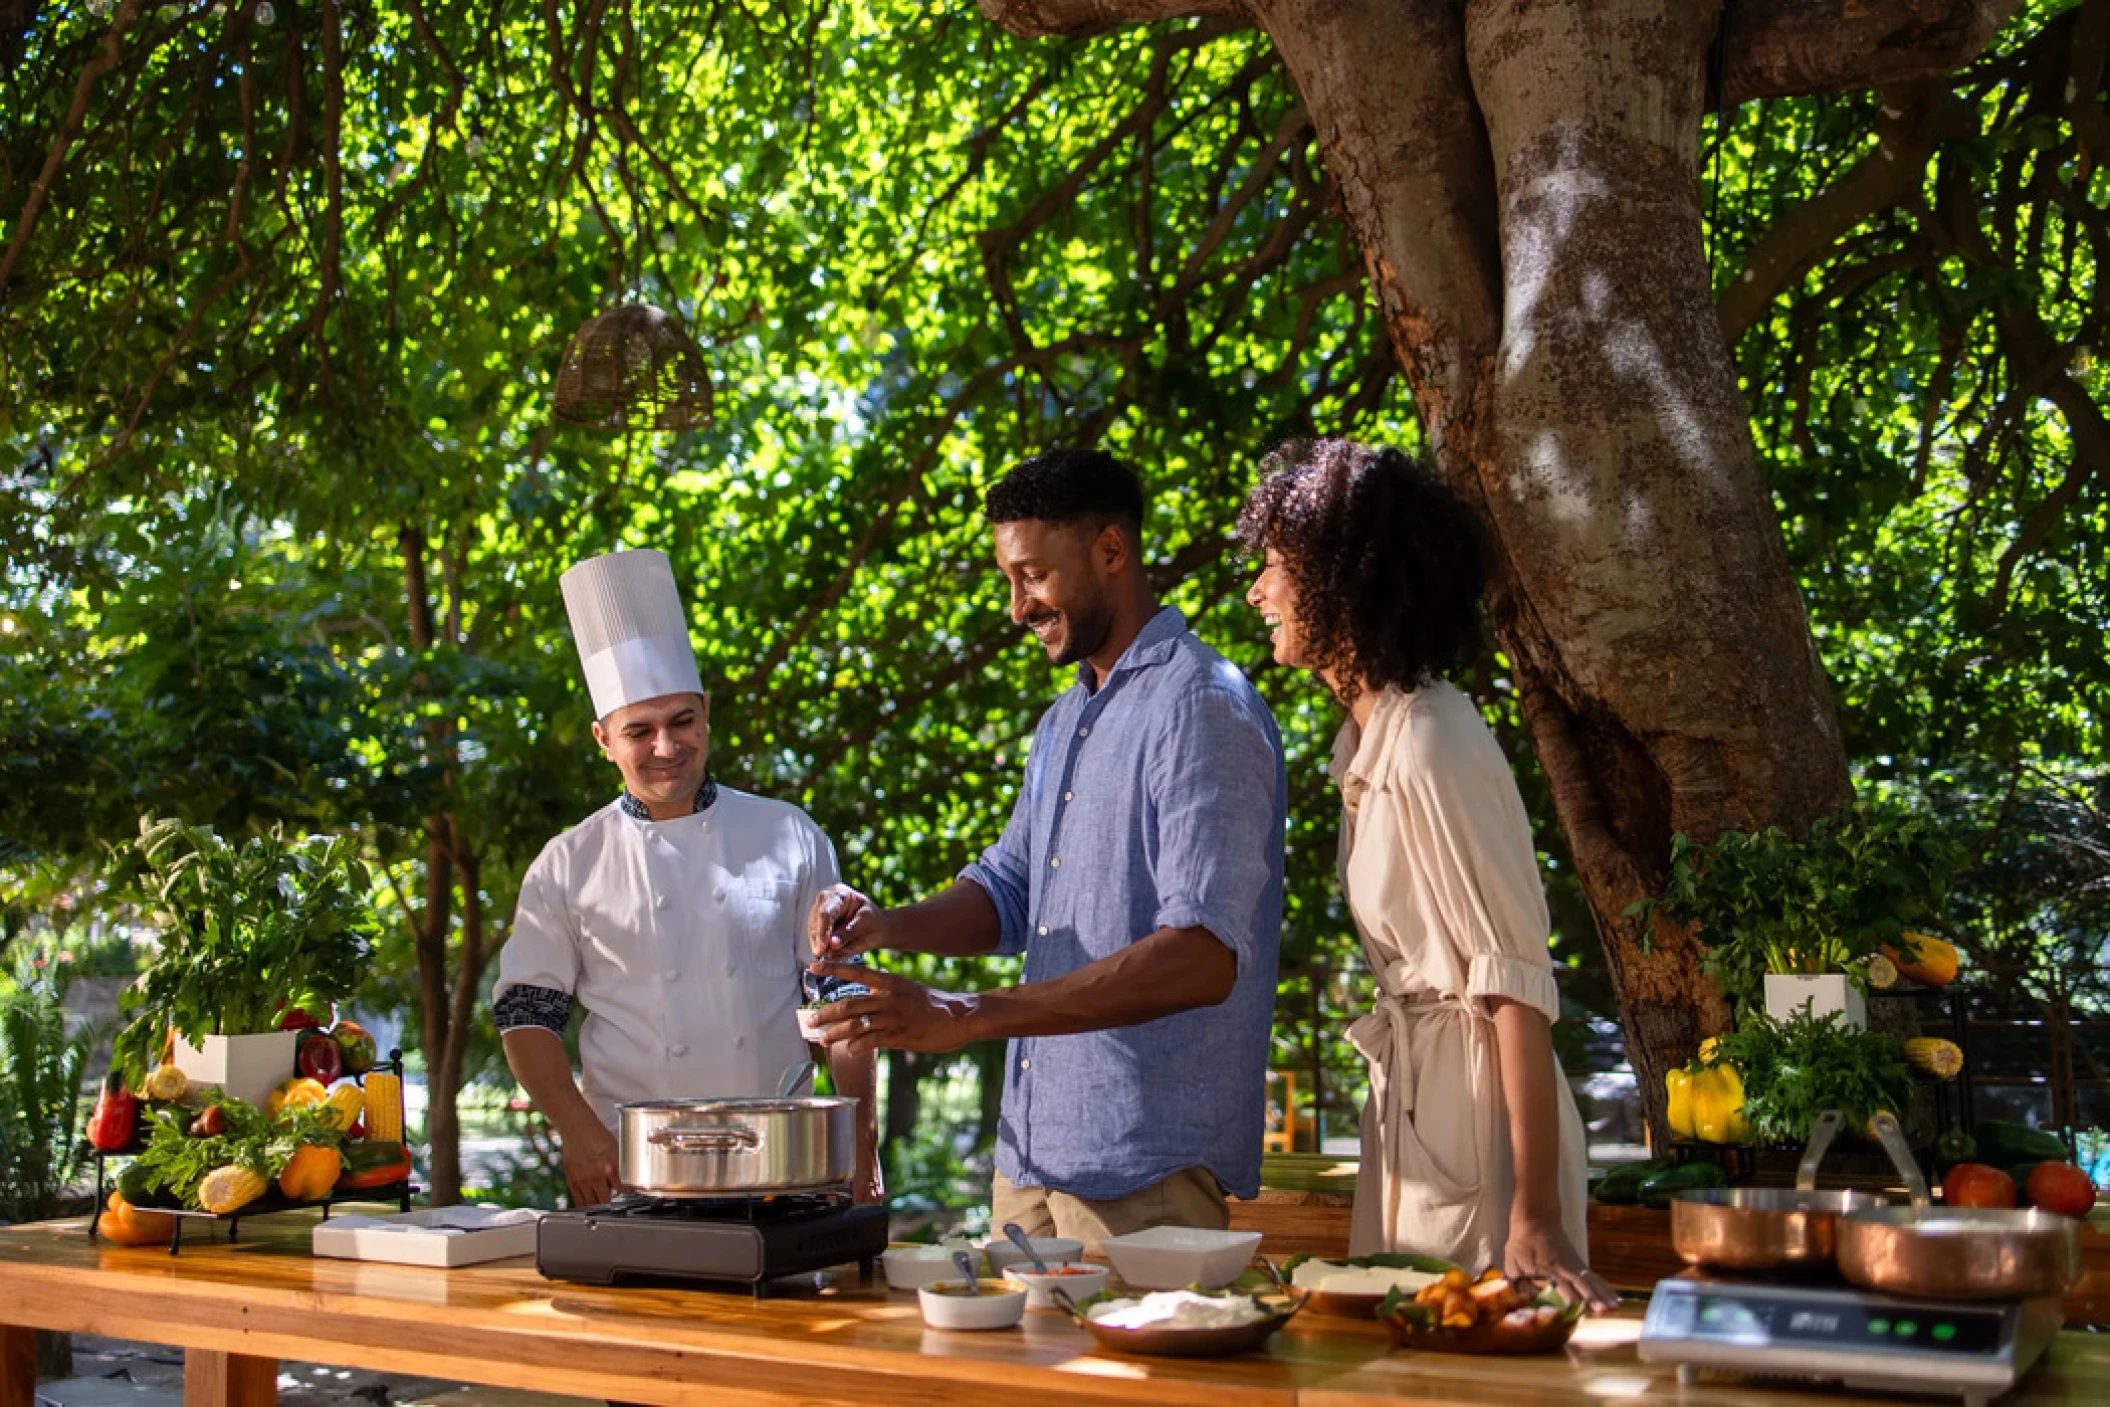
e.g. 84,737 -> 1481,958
852,1156 -> 885,1205
805,961 -> 974,1055
557,1118 -> 622,1210
808,884 -> 890,961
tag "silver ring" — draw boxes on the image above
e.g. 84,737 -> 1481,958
859,1013 -> 873,1032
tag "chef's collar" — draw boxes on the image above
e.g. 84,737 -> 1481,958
618,774 -> 719,822
1077,604 -> 1185,692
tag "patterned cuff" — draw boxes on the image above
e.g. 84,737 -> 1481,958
494,983 -> 573,1034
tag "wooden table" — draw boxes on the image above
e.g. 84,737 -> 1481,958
1,1212 -> 2105,1407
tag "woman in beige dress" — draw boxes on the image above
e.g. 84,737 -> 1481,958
1240,439 -> 1615,1308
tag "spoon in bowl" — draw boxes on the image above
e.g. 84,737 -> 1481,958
1002,1221 -> 1050,1275
952,1249 -> 981,1295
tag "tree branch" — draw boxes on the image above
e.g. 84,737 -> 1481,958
1721,0 -> 2027,105
977,0 -> 1248,41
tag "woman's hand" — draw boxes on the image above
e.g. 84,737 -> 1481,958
1504,1210 -> 1619,1311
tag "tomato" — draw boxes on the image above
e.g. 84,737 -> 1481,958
2023,1162 -> 2098,1218
1941,1162 -> 2017,1209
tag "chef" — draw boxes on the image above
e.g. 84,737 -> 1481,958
493,548 -> 879,1209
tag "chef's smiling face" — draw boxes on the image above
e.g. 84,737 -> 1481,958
592,692 -> 709,813
993,518 -> 1120,668
1244,547 -> 1309,668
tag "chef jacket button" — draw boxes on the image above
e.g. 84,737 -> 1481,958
664,968 -> 680,982
670,1043 -> 690,1057
1037,924 -> 1048,936
713,886 -> 727,902
1078,726 -> 1089,738
1063,790 -> 1073,802
735,1035 -> 747,1049
1020,1057 -> 1031,1071
654,894 -> 669,910
1049,857 -> 1060,869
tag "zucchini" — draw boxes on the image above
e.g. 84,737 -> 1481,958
115,1161 -> 182,1210
1593,1158 -> 1673,1206
1639,1160 -> 1728,1209
1971,1120 -> 2067,1166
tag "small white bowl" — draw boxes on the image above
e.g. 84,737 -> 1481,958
918,1279 -> 1028,1330
980,1234 -> 1084,1274
880,1244 -> 978,1291
1098,1225 -> 1264,1290
796,1006 -> 827,1040
1002,1261 -> 1110,1308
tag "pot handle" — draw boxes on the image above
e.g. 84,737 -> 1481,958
648,1126 -> 761,1154
1794,1110 -> 1844,1191
1869,1111 -> 1931,1208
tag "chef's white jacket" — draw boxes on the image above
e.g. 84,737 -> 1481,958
494,786 -> 837,1131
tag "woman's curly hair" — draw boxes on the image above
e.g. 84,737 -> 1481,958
1237,439 -> 1492,707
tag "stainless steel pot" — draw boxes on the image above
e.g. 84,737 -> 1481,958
618,1096 -> 855,1197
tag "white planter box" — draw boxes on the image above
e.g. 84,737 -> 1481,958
1763,973 -> 1866,1030
171,1029 -> 298,1111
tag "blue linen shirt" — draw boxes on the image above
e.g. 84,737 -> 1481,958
959,605 -> 1286,1201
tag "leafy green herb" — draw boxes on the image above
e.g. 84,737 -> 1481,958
1705,1010 -> 1916,1147
110,817 -> 376,1085
1629,802 -> 1958,1014
131,1090 -> 348,1208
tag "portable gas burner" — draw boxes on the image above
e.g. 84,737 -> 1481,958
536,1190 -> 888,1299
1638,1273 -> 2063,1406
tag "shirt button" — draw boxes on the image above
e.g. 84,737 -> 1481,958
1019,1057 -> 1031,1071
654,894 -> 669,910
670,1043 -> 690,1057
1037,924 -> 1049,936
1063,790 -> 1073,802
1078,726 -> 1089,738
713,886 -> 727,902
1049,857 -> 1061,869
734,1034 -> 747,1049
724,961 -> 737,977
664,968 -> 680,982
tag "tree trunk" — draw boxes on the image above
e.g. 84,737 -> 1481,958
1248,0 -> 1856,1141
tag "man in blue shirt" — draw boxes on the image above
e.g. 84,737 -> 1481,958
807,449 -> 1285,1245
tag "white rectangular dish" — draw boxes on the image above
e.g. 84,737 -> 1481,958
1098,1225 -> 1263,1290
310,1206 -> 542,1268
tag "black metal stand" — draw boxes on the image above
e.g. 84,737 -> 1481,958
90,1046 -> 412,1255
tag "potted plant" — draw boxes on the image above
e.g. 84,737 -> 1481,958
110,817 -> 376,1109
1634,802 -> 1957,1029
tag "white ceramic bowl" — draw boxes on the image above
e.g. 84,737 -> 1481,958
1002,1262 -> 1110,1309
980,1234 -> 1084,1274
918,1279 -> 1028,1330
796,1006 -> 826,1040
880,1244 -> 978,1290
1098,1226 -> 1264,1290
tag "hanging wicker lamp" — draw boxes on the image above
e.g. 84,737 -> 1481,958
552,302 -> 713,431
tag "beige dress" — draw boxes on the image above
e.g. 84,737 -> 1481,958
1334,682 -> 1589,1269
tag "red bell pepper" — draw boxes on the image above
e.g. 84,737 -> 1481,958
87,1072 -> 139,1151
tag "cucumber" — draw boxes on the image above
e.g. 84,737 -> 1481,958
1971,1121 -> 2067,1166
1639,1160 -> 1728,1209
1593,1158 -> 1673,1206
115,1160 -> 182,1209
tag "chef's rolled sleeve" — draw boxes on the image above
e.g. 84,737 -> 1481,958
492,862 -> 581,1021
1145,687 -> 1281,970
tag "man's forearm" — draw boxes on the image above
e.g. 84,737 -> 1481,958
883,881 -> 1005,957
501,1027 -> 601,1139
959,925 -> 1236,1043
828,1039 -> 879,1149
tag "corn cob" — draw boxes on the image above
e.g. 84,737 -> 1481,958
363,1071 -> 404,1143
196,1165 -> 267,1214
1903,1037 -> 1964,1080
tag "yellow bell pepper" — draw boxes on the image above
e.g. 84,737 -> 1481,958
1665,1067 -> 1696,1139
1692,1063 -> 1748,1144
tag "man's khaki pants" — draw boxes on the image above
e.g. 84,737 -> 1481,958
991,1167 -> 1228,1255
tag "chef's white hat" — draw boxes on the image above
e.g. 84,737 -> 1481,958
560,549 -> 704,720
